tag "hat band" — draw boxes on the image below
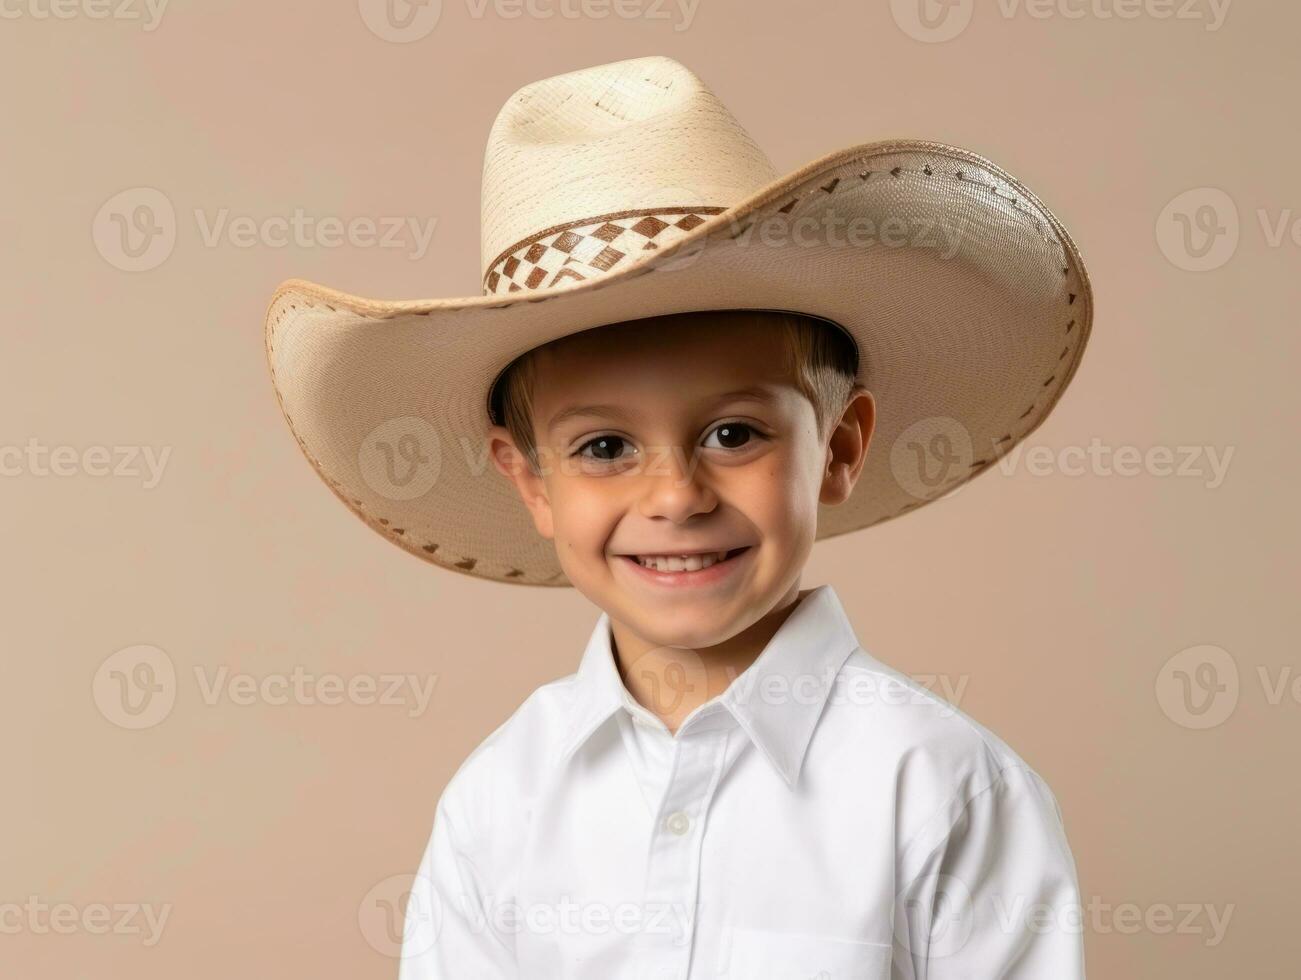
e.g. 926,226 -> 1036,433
482,206 -> 726,295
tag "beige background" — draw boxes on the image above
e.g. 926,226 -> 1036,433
2,1 -> 1297,977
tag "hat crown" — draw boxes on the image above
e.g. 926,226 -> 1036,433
479,56 -> 779,295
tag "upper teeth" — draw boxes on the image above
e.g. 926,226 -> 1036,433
635,551 -> 730,572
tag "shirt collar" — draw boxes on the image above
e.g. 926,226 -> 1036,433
557,584 -> 861,790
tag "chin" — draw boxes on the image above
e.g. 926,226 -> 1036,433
624,606 -> 747,650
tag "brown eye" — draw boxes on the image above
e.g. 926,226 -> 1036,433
578,435 -> 634,461
703,423 -> 754,450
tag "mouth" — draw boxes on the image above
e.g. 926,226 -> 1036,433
612,546 -> 753,587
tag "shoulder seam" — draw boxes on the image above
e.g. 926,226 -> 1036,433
897,763 -> 1046,885
437,675 -> 579,853
838,659 -> 1011,761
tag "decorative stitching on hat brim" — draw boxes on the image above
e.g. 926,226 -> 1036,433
265,138 -> 1094,587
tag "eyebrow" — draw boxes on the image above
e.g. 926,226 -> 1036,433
545,386 -> 778,433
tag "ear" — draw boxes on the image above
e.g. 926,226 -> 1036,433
819,386 -> 876,506
487,424 -> 555,540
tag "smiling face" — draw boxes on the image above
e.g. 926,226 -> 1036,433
487,311 -> 874,655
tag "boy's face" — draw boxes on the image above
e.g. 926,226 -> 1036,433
488,312 -> 874,652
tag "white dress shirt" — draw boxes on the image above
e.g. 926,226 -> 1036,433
398,585 -> 1085,979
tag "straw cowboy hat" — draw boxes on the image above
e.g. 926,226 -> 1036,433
264,55 -> 1093,587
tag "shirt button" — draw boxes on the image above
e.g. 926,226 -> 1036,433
665,811 -> 690,836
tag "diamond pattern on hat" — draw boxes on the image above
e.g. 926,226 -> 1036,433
552,230 -> 583,253
630,216 -> 669,238
482,207 -> 725,296
589,246 -> 624,272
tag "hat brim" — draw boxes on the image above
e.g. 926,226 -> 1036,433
265,140 -> 1093,586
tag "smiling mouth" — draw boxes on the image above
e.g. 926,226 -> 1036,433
616,547 -> 750,573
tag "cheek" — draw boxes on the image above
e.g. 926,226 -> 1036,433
545,474 -> 622,551
730,450 -> 822,539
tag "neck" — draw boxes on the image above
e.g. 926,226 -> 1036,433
609,581 -> 808,734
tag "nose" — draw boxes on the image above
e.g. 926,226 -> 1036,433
636,445 -> 717,524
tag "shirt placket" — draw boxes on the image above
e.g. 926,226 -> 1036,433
634,717 -> 732,980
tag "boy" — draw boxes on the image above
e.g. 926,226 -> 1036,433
265,57 -> 1091,978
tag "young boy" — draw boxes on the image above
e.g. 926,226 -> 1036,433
264,57 -> 1091,978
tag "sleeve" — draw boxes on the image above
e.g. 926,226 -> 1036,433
894,765 -> 1085,980
397,796 -> 518,979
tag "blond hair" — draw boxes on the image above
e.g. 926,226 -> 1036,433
491,310 -> 859,472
